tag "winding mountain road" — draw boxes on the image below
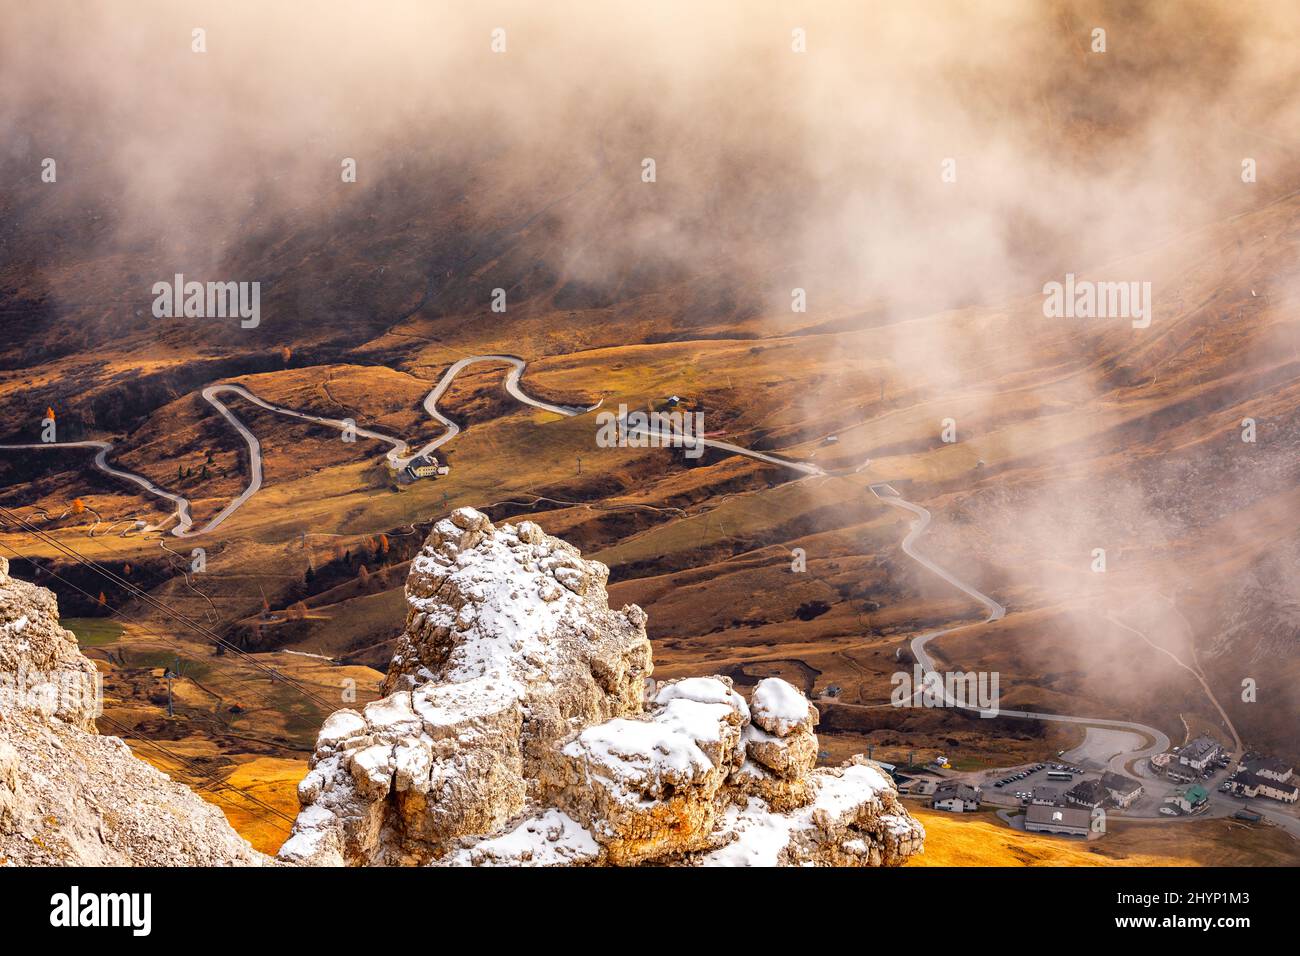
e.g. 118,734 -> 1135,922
0,439 -> 196,534
0,354 -> 817,537
408,355 -> 599,466
618,417 -> 825,477
869,482 -> 1171,772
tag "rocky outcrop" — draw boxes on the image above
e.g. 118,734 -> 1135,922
280,508 -> 924,867
0,555 -> 267,866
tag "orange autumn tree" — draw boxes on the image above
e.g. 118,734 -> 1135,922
71,498 -> 85,515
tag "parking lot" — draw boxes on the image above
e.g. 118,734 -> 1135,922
977,762 -> 1087,806
970,753 -> 1264,820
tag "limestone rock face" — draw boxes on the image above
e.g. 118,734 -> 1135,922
280,509 -> 653,865
0,561 -> 267,866
0,555 -> 100,733
554,677 -> 750,864
281,508 -> 924,867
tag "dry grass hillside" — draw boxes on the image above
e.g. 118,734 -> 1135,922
1,1 -> 1297,865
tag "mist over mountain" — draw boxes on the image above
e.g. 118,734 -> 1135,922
0,1 -> 1297,873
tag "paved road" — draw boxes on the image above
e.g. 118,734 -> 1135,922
404,354 -> 598,467
0,440 -> 195,534
1,353 -> 819,537
875,493 -> 1291,833
869,482 -> 1171,765
619,417 -> 824,477
192,382 -> 421,536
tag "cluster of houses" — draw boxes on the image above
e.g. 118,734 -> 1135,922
924,737 -> 1298,836
1147,733 -> 1298,811
923,771 -> 1146,838
1021,772 -> 1154,836
1019,782 -> 1102,836
1032,772 -> 1143,812
1150,734 -> 1298,806
931,770 -> 1143,816
1225,754 -> 1297,804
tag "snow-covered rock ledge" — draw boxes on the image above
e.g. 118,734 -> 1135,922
279,508 -> 925,867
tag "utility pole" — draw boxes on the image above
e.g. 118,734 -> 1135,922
164,656 -> 180,718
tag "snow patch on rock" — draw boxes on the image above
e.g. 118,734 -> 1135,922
751,677 -> 812,737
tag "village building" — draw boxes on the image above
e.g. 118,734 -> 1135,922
1229,770 -> 1299,804
931,782 -> 981,813
1064,778 -> 1108,810
1030,786 -> 1064,807
1177,735 -> 1222,773
404,455 -> 449,481
1024,804 -> 1092,837
1165,783 -> 1210,814
1242,755 -> 1293,784
1101,772 -> 1144,809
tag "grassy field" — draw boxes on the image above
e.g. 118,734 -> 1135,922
218,756 -> 307,856
62,617 -> 124,647
909,808 -> 1299,867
